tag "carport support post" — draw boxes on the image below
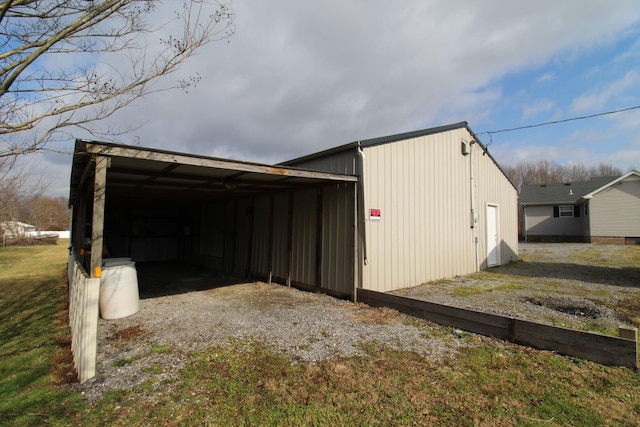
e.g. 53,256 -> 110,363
90,156 -> 108,278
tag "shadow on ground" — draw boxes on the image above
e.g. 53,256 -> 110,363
136,262 -> 249,299
491,261 -> 640,288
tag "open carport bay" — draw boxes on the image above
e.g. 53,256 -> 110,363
69,140 -> 358,298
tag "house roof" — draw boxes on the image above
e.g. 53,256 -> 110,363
519,176 -> 619,205
582,170 -> 640,199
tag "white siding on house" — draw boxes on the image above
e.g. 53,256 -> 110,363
524,205 -> 584,237
590,177 -> 640,237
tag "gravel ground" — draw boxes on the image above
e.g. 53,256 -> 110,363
394,243 -> 640,332
77,243 -> 639,400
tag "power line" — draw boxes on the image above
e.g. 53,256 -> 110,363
478,104 -> 640,136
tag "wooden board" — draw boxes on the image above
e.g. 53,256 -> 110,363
357,289 -> 638,368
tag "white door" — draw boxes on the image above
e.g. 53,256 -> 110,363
486,204 -> 499,267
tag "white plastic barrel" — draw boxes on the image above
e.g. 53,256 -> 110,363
99,260 -> 140,320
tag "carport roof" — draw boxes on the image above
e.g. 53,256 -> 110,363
69,139 -> 357,205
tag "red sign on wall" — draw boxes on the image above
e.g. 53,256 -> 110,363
370,208 -> 381,221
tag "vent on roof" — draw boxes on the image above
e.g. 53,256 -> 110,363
540,184 -> 547,187
564,183 -> 571,186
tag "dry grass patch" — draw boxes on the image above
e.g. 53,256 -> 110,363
75,338 -> 640,426
347,303 -> 401,324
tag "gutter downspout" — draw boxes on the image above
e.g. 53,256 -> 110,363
357,144 -> 368,267
354,143 -> 367,302
523,204 -> 528,242
470,140 -> 479,272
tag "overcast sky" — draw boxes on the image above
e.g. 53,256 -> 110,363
33,0 -> 640,197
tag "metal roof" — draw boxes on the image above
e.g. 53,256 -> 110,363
281,121 -> 517,191
69,139 -> 357,206
281,122 -> 469,166
359,122 -> 468,148
519,176 -> 619,205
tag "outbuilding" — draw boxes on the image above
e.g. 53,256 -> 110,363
284,121 -> 518,292
67,121 -> 518,381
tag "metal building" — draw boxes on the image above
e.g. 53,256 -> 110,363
284,121 -> 519,293
67,121 -> 517,381
70,121 -> 517,298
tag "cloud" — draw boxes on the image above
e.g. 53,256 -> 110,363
522,100 -> 556,120
570,69 -> 640,113
537,72 -> 556,83
17,0 -> 640,196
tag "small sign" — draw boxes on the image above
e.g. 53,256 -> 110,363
370,208 -> 381,221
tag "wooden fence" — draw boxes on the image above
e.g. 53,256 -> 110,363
357,289 -> 638,368
68,255 -> 101,383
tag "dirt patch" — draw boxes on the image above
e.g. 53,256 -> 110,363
524,297 -> 602,319
106,325 -> 150,348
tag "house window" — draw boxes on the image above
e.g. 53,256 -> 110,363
559,205 -> 574,217
553,205 -> 578,218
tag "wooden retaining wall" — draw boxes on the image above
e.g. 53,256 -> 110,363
68,255 -> 101,383
358,289 -> 638,368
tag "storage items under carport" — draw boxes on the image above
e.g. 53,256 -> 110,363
99,258 -> 140,320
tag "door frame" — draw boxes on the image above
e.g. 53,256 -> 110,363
486,203 -> 500,267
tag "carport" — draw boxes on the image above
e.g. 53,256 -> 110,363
69,139 -> 359,297
68,139 -> 359,382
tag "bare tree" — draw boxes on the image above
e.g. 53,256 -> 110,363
19,195 -> 70,230
0,156 -> 46,218
0,0 -> 235,160
504,160 -> 623,190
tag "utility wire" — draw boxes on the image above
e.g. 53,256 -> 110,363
478,104 -> 640,136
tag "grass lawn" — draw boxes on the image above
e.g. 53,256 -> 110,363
1,242 -> 639,426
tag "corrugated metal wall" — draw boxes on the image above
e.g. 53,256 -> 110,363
249,186 -> 355,296
251,195 -> 272,275
321,183 -> 355,295
271,193 -> 290,280
233,198 -> 253,277
362,127 -> 517,292
291,189 -> 318,286
590,177 -> 640,236
292,151 -> 358,175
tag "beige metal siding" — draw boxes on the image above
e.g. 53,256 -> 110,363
590,177 -> 640,237
473,142 -> 519,270
362,128 -> 517,292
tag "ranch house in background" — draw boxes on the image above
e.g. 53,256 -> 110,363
519,171 -> 640,244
